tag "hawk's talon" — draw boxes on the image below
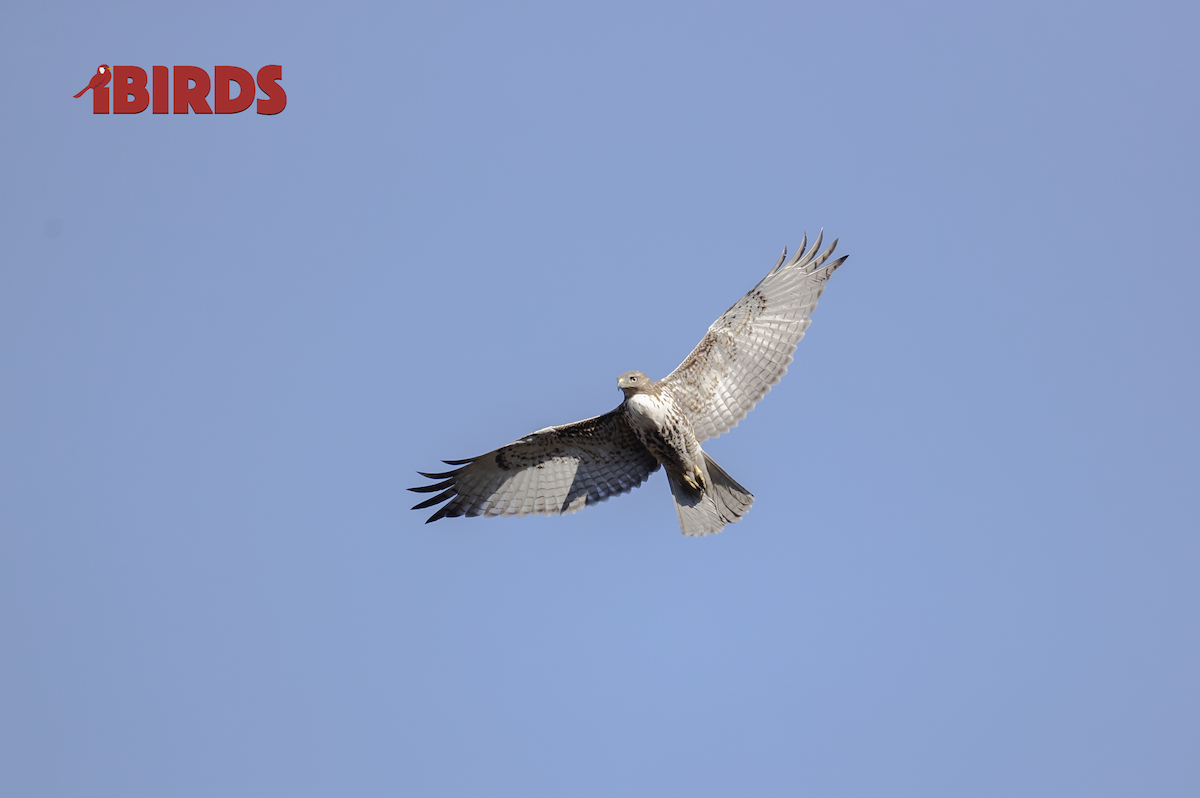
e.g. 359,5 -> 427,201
682,465 -> 706,493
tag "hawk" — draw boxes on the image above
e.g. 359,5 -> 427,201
411,231 -> 848,536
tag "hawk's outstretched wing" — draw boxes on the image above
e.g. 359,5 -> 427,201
410,409 -> 660,522
658,231 -> 848,443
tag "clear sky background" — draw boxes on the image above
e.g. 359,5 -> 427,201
2,1 -> 1197,796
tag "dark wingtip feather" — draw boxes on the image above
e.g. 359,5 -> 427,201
409,477 -> 456,494
417,468 -> 461,480
426,504 -> 454,523
412,487 -> 456,510
412,457 -> 471,519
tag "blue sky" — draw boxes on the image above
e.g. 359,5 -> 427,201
2,1 -> 1198,795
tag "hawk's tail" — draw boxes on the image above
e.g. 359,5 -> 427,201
704,453 -> 754,525
666,453 -> 754,537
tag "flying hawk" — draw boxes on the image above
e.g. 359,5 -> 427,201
411,232 -> 848,536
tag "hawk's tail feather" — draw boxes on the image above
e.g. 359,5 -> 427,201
666,455 -> 753,537
703,453 -> 755,525
666,472 -> 724,537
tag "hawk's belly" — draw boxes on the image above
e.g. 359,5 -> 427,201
624,393 -> 701,476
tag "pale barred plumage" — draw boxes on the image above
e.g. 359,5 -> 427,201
412,232 -> 848,536
660,231 -> 846,442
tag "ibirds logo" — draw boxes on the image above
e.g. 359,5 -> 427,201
73,65 -> 286,115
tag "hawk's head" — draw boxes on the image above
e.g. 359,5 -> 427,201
617,370 -> 653,398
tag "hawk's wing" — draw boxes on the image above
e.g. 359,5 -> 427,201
410,408 -> 660,522
659,232 -> 847,442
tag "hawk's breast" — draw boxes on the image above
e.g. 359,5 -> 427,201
624,389 -> 701,476
626,393 -> 670,430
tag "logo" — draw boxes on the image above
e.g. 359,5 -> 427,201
74,65 -> 286,115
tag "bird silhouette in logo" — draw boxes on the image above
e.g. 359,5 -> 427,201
74,65 -> 112,98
